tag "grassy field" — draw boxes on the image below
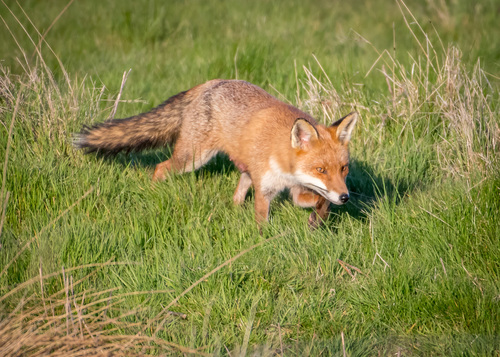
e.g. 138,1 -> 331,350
1,0 -> 499,355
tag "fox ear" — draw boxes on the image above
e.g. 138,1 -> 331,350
330,112 -> 358,144
291,118 -> 319,150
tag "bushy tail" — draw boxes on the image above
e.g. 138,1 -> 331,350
74,90 -> 189,154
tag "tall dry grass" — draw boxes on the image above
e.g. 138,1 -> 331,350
296,0 -> 498,180
0,262 -> 206,356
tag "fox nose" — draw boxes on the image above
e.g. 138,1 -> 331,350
339,193 -> 349,203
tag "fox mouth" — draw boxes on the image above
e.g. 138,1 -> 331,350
303,184 -> 343,205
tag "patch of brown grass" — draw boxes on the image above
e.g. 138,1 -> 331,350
0,263 -> 206,356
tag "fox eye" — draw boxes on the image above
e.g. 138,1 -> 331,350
316,167 -> 326,174
341,165 -> 349,173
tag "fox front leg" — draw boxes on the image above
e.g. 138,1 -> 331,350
253,187 -> 271,227
291,186 -> 320,207
291,187 -> 330,228
233,172 -> 252,205
308,196 -> 330,229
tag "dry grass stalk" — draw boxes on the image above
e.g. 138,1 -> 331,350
298,59 -> 362,125
0,264 -> 207,356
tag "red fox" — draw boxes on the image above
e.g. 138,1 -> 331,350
75,80 -> 357,227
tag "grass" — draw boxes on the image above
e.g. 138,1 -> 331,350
1,0 -> 499,355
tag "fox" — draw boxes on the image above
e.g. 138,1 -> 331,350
74,79 -> 357,228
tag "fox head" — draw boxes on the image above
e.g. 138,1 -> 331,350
291,112 -> 358,205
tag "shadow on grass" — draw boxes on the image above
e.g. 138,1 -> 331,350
323,158 -> 412,228
94,147 -> 236,177
98,148 -> 171,169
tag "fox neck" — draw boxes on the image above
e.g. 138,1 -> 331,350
260,158 -> 300,197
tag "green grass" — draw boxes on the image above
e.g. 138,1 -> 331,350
1,0 -> 499,355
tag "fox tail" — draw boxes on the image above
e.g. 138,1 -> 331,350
73,90 -> 188,154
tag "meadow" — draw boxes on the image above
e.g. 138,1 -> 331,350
0,0 -> 499,355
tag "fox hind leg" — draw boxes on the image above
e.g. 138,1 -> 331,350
153,141 -> 217,181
